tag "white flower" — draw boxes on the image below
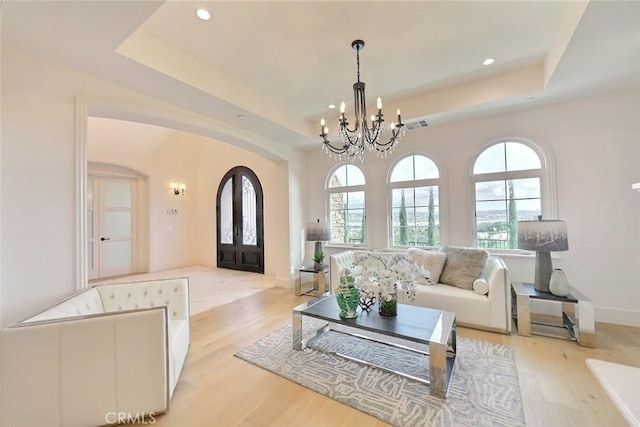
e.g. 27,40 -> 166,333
352,252 -> 432,304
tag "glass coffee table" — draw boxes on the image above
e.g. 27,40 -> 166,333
292,294 -> 457,398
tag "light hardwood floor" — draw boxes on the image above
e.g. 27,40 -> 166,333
115,267 -> 637,427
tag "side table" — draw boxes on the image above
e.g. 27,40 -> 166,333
296,265 -> 329,296
511,281 -> 595,347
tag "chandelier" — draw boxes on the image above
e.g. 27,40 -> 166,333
320,39 -> 405,162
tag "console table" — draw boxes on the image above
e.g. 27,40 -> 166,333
511,281 -> 595,347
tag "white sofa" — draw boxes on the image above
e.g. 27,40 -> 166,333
1,277 -> 190,427
330,249 -> 511,334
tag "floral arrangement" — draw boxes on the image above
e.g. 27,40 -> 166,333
353,251 -> 432,314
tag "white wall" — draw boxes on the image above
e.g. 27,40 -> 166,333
0,47 -> 301,327
305,86 -> 640,327
1,48 -> 78,326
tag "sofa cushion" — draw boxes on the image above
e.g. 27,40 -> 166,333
439,245 -> 489,290
406,248 -> 447,283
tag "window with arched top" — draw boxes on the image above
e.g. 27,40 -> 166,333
472,140 -> 548,250
327,164 -> 366,245
389,154 -> 441,247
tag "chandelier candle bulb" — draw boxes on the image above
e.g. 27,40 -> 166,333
377,97 -> 382,109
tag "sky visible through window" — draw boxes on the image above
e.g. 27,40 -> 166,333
474,142 -> 542,249
391,155 -> 440,247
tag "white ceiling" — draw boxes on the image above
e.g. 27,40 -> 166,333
3,0 -> 639,151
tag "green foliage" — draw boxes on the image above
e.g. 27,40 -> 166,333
508,180 -> 517,249
313,252 -> 325,263
427,186 -> 436,246
399,189 -> 408,245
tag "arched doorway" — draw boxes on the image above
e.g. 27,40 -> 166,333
216,166 -> 264,273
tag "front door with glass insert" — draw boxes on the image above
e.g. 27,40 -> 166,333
216,166 -> 264,273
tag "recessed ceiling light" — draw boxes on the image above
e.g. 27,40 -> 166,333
482,57 -> 495,66
237,114 -> 245,120
195,8 -> 211,21
328,104 -> 336,109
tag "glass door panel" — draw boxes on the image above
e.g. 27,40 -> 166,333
242,175 -> 257,245
87,176 -> 98,280
104,240 -> 132,268
220,178 -> 233,244
104,211 -> 132,237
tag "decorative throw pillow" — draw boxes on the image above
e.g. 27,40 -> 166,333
357,256 -> 386,272
406,247 -> 447,283
472,277 -> 489,295
439,245 -> 489,290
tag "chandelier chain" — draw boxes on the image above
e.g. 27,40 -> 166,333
356,44 -> 361,83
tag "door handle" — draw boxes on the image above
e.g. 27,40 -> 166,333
100,237 -> 111,241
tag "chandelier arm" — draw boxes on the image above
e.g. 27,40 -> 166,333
321,134 -> 351,155
340,121 -> 361,137
324,143 -> 349,155
363,123 -> 382,146
339,127 -> 362,146
373,127 -> 405,152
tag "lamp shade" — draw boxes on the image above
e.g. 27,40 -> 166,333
306,220 -> 331,242
517,220 -> 568,252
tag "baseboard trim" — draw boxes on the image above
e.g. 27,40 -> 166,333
275,276 -> 291,288
595,306 -> 640,328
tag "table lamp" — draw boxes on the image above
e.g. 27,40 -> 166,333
306,219 -> 331,261
517,217 -> 569,292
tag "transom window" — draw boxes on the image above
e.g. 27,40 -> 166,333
389,154 -> 440,247
327,164 -> 366,245
473,141 -> 544,250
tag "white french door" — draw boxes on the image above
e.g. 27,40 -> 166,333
88,175 -> 137,280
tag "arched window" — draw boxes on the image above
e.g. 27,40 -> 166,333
389,154 -> 441,247
472,140 -> 548,250
327,164 -> 366,245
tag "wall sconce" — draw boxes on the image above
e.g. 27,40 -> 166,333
172,182 -> 186,196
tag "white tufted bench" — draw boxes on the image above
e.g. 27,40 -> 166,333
1,277 -> 190,427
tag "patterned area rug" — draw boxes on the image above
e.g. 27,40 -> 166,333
235,322 -> 525,426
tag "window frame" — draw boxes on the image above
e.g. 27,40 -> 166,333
325,163 -> 367,248
471,138 -> 557,254
387,152 -> 447,249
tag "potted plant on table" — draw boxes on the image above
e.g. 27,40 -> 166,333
313,251 -> 325,270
